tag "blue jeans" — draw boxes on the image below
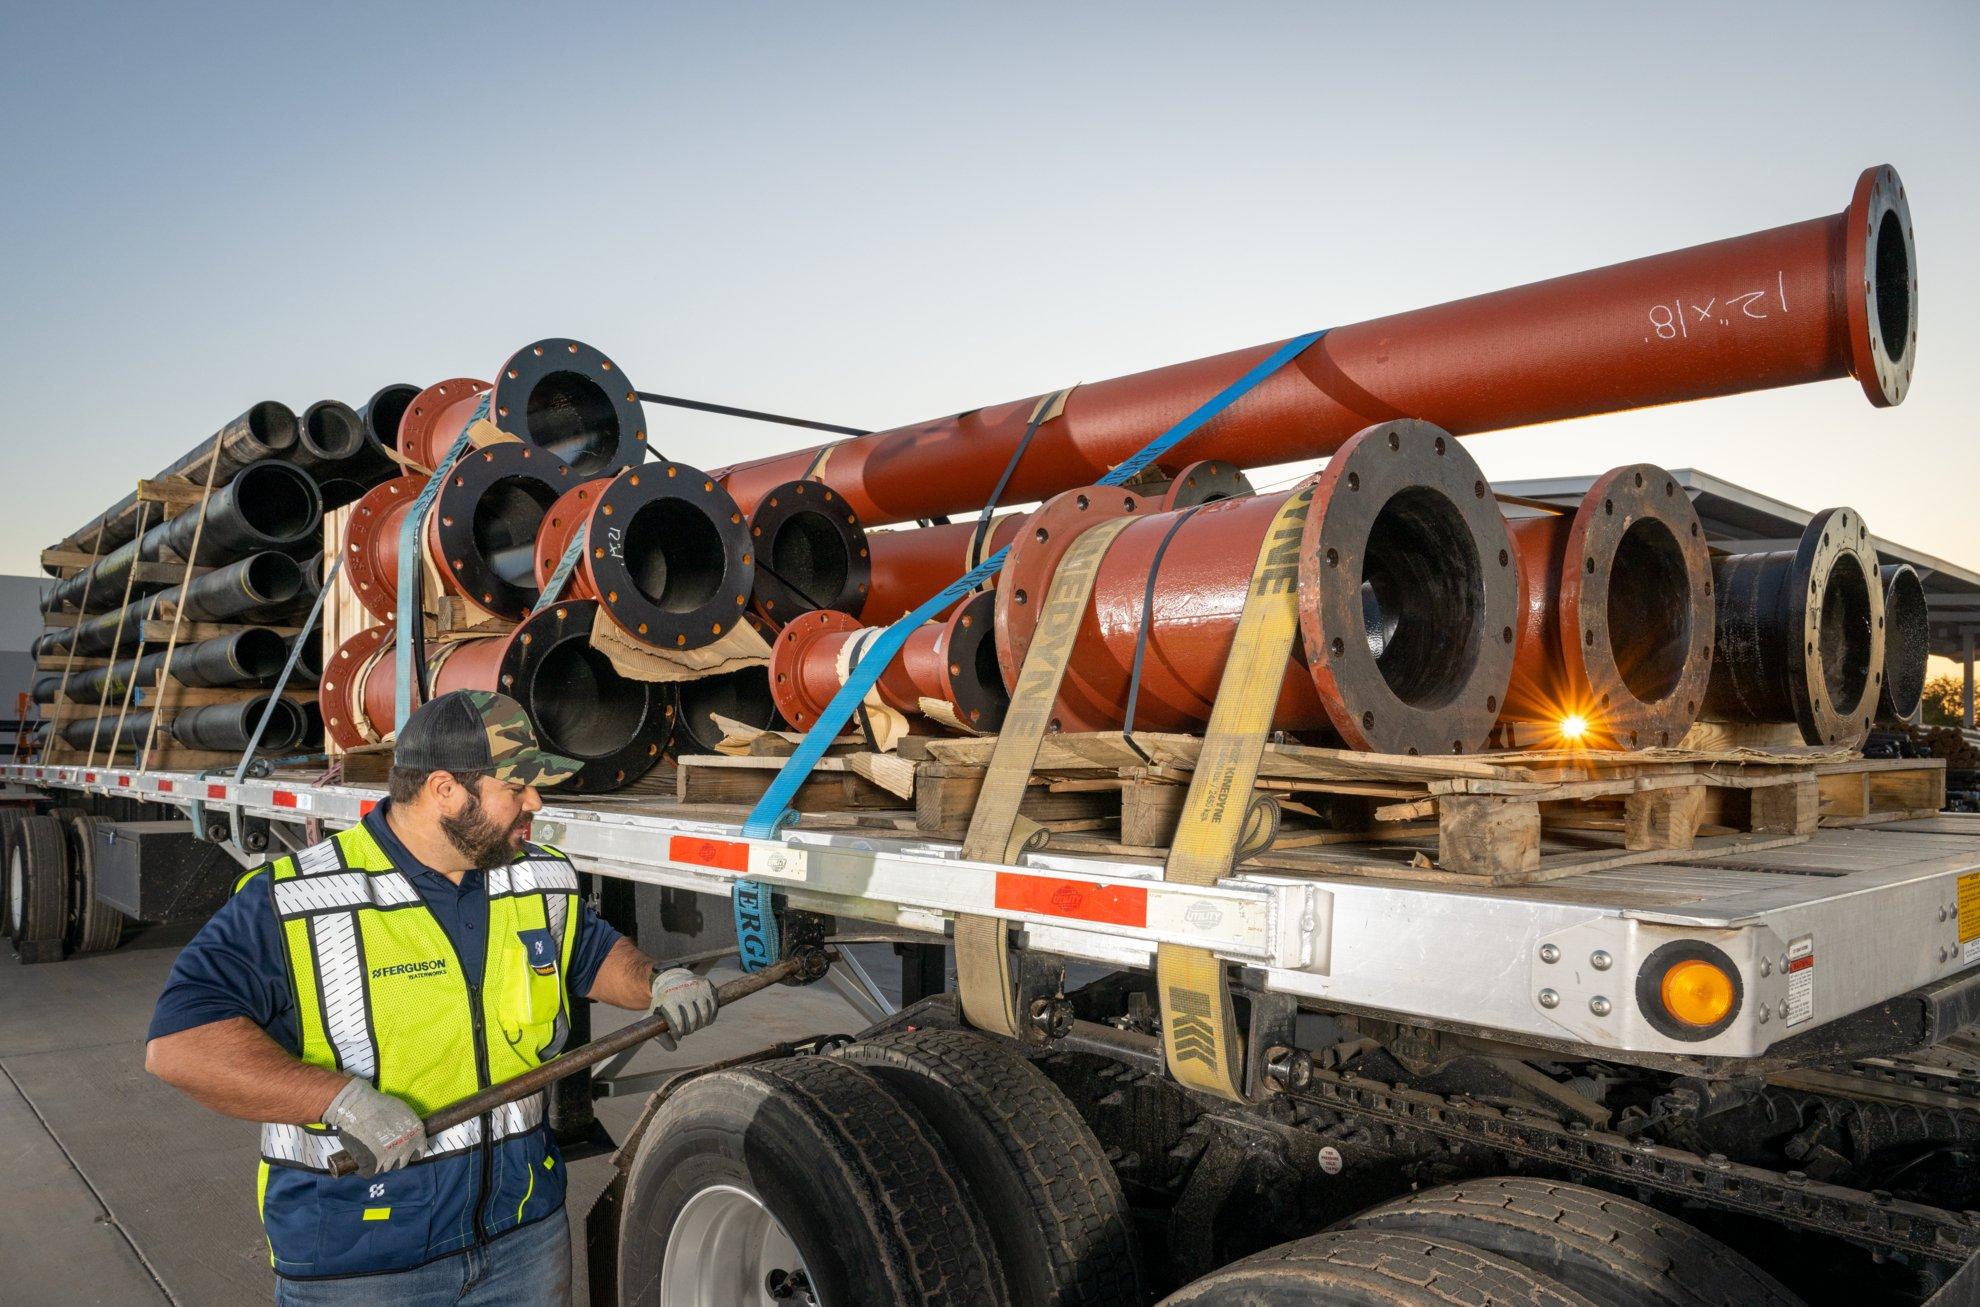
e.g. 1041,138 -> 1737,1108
275,1207 -> 572,1306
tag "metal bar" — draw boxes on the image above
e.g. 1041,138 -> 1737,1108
324,950 -> 827,1176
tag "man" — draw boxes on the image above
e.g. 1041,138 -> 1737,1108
145,690 -> 719,1304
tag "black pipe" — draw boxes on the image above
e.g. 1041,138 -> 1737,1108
30,674 -> 62,705
49,402 -> 298,564
45,461 -> 322,614
73,629 -> 294,704
1701,508 -> 1885,747
292,401 -> 366,471
68,553 -> 304,655
348,383 -> 420,484
1879,563 -> 1929,721
171,696 -> 306,753
60,710 -> 152,750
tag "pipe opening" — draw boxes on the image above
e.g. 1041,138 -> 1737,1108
1883,567 -> 1928,718
1608,518 -> 1691,703
1874,208 -> 1912,365
527,641 -> 645,759
242,553 -> 304,606
245,400 -> 294,450
230,629 -> 290,681
235,464 -> 319,540
1359,487 -> 1483,710
302,404 -> 365,462
769,510 -> 851,607
473,478 -> 559,588
678,668 -> 778,750
625,499 -> 727,613
1818,555 -> 1874,715
525,371 -> 618,476
365,386 -> 417,450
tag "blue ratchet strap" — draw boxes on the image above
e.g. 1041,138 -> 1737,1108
393,393 -> 488,732
732,879 -> 780,971
531,521 -> 588,617
741,327 -> 1326,842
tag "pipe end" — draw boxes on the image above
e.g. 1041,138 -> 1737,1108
1847,165 -> 1917,408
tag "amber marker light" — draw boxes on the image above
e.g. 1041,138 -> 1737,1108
1660,958 -> 1737,1028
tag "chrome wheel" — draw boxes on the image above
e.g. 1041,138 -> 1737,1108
8,846 -> 22,935
661,1182 -> 818,1306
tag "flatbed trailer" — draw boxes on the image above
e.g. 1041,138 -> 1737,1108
11,757 -> 1980,1304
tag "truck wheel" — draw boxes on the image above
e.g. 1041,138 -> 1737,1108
62,815 -> 124,956
8,814 -> 70,964
834,1027 -> 1142,1305
0,807 -> 23,939
1160,1229 -> 1595,1306
1343,1176 -> 1800,1307
617,1055 -> 1008,1306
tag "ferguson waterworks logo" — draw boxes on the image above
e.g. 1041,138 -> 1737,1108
371,958 -> 450,981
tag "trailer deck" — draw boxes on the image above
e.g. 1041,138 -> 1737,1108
16,760 -> 1979,1072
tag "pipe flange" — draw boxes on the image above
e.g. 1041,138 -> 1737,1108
1159,459 -> 1253,511
933,591 -> 1008,732
994,485 -> 1152,701
497,598 -> 673,793
491,338 -> 646,478
342,477 -> 421,622
770,609 -> 861,729
748,479 -> 871,621
1789,508 -> 1886,746
429,443 -> 574,622
1844,165 -> 1916,408
1299,420 -> 1517,755
1880,563 -> 1928,721
1558,464 -> 1715,748
321,625 -> 395,751
533,477 -> 613,593
575,463 -> 755,650
397,378 -> 491,475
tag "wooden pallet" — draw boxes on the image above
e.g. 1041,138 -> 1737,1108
670,733 -> 1867,885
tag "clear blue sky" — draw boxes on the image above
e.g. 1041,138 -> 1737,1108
2,2 -> 1975,583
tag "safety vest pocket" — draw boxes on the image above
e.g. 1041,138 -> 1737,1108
312,1167 -> 436,1272
498,927 -> 565,1058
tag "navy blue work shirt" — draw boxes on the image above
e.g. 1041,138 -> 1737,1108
147,801 -> 624,1050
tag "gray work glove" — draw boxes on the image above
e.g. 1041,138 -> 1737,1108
323,1078 -> 427,1177
649,967 -> 719,1052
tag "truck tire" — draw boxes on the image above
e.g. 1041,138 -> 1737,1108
62,815 -> 124,956
617,1055 -> 1008,1306
834,1027 -> 1142,1306
8,814 -> 69,964
1343,1177 -> 1801,1307
1160,1229 -> 1596,1306
0,807 -> 23,939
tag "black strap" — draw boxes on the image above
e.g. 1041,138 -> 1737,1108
969,389 -> 1070,580
1122,504 -> 1206,765
842,630 -> 881,752
636,392 -> 869,438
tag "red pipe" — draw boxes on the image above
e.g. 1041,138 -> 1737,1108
342,444 -> 575,623
531,464 -> 756,650
856,459 -> 1252,625
979,422 -> 1519,754
397,339 -> 648,479
716,167 -> 1913,526
1497,465 -> 1715,748
769,592 -> 1006,733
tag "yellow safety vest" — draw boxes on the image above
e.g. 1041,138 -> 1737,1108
242,820 -> 580,1278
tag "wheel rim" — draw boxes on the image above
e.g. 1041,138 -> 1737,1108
661,1182 -> 818,1306
8,846 -> 22,934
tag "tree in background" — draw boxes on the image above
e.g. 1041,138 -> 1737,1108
1921,674 -> 1969,727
